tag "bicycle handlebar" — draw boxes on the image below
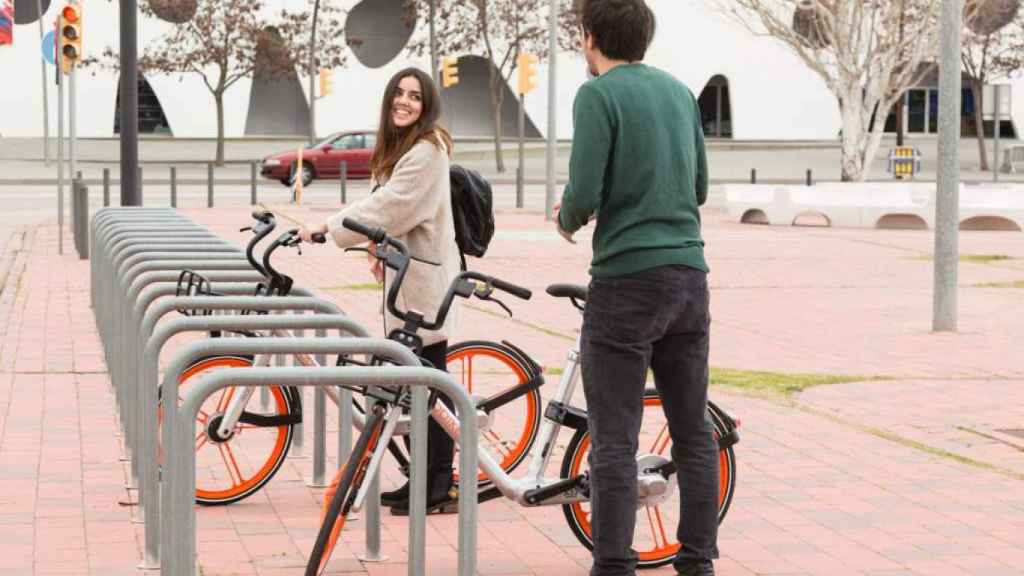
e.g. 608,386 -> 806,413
340,217 -> 531,331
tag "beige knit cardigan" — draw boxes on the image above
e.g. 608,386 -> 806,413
326,139 -> 460,346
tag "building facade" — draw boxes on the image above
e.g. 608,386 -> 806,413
0,0 -> 1019,140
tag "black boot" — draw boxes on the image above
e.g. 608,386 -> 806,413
389,468 -> 456,515
380,481 -> 409,507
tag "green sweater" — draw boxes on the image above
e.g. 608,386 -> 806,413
558,63 -> 708,278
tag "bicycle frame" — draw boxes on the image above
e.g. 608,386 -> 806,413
343,334 -> 671,514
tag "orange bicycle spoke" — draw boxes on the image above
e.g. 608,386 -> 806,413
654,424 -> 671,455
195,432 -> 210,452
218,443 -> 244,487
652,506 -> 670,550
216,387 -> 237,412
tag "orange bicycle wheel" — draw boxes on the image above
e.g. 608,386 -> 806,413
446,341 -> 541,484
310,408 -> 386,576
561,392 -> 736,568
157,355 -> 296,506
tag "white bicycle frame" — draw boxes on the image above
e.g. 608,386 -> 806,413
214,328 -> 671,510
349,335 -> 671,512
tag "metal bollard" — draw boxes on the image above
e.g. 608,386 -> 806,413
340,161 -> 348,204
251,162 -> 258,205
751,168 -> 757,184
74,179 -> 89,259
170,166 -> 177,208
103,168 -> 111,207
207,163 -> 214,208
806,169 -> 812,186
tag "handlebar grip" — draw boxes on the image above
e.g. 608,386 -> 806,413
251,210 -> 275,224
311,232 -> 327,244
490,277 -> 532,300
342,218 -> 386,243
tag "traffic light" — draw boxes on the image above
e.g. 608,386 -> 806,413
319,68 -> 333,98
517,53 -> 538,95
58,3 -> 82,75
441,56 -> 459,89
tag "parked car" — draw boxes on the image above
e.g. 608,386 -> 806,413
260,130 -> 377,187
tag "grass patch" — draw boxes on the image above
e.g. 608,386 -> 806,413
710,367 -> 884,396
962,254 -> 1013,264
909,253 -> 1014,264
972,280 -> 1024,289
322,283 -> 382,291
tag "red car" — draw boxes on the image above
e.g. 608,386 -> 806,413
260,130 -> 377,187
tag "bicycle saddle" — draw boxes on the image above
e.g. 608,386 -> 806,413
546,284 -> 588,302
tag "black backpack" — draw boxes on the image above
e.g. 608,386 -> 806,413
449,164 -> 494,269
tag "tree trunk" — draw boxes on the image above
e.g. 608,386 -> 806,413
490,65 -> 506,173
971,78 -> 989,171
215,91 -> 226,166
839,92 -> 867,181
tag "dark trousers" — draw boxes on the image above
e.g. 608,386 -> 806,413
581,265 -> 719,575
420,340 -> 454,472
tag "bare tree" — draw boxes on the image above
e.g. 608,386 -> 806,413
961,0 -> 1019,171
722,0 -> 940,181
406,0 -> 580,172
83,0 -> 347,164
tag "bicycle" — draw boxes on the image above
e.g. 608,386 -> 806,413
160,211 -> 545,505
307,219 -> 740,575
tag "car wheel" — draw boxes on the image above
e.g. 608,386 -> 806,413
289,162 -> 316,188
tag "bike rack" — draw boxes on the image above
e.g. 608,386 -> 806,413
91,209 -> 479,576
163,338 -> 479,576
136,302 -> 367,567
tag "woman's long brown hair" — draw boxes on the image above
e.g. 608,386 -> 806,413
370,67 -> 454,182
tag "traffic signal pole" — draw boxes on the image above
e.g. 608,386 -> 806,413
57,56 -> 64,255
119,0 -> 140,206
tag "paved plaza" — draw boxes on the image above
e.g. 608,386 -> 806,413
0,199 -> 1023,575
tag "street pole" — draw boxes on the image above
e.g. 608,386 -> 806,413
37,0 -> 50,165
544,0 -> 558,220
308,0 -> 321,145
517,92 -> 525,208
119,0 -> 140,206
57,67 -> 64,255
70,67 -> 77,175
993,84 -> 1001,183
933,0 -> 961,332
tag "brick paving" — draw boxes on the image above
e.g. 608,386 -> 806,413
0,200 -> 1023,575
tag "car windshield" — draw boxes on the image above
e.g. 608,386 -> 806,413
312,134 -> 339,148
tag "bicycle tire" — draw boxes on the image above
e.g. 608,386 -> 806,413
157,355 -> 299,506
560,392 -> 737,569
307,406 -> 386,576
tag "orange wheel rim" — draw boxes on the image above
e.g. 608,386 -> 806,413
169,357 -> 291,502
568,397 -> 731,562
319,419 -> 385,574
447,346 -> 538,482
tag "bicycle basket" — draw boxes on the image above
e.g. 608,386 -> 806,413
175,270 -> 222,317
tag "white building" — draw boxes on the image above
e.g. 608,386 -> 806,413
0,0 -> 1018,140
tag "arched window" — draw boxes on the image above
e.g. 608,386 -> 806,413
114,76 -> 173,135
697,74 -> 732,138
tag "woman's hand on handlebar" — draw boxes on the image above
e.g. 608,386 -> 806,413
299,223 -> 328,245
367,242 -> 384,283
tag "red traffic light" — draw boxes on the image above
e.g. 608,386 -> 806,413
62,5 -> 79,23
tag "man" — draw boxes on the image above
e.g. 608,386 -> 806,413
555,1 -> 718,575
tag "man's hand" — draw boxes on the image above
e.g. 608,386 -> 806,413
553,202 -> 577,244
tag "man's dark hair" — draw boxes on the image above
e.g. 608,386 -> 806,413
580,0 -> 656,62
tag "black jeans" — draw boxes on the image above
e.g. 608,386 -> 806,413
581,265 -> 719,576
420,340 -> 454,472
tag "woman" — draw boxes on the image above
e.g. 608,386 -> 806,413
300,67 -> 460,514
